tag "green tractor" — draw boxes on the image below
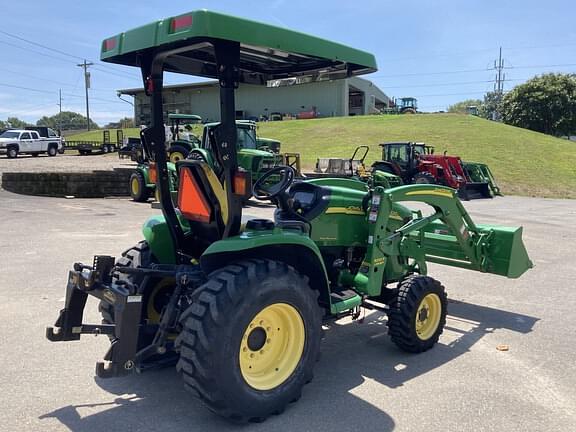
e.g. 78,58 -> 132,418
129,119 -> 282,202
165,113 -> 203,163
47,10 -> 532,423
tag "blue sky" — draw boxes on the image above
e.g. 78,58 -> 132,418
1,0 -> 574,126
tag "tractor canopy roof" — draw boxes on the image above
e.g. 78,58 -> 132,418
204,120 -> 256,129
100,10 -> 377,84
167,113 -> 202,122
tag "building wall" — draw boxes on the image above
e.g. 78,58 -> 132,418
134,80 -> 347,124
130,77 -> 389,124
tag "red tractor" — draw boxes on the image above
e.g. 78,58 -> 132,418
372,142 -> 492,199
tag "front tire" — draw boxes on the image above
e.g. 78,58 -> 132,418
387,275 -> 447,353
177,259 -> 322,422
412,172 -> 436,184
47,145 -> 58,157
7,147 -> 18,159
129,171 -> 150,202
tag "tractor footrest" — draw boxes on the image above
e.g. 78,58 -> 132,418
330,289 -> 362,314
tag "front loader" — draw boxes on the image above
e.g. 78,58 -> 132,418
46,10 -> 532,423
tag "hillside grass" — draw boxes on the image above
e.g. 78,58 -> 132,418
257,114 -> 576,199
68,114 -> 576,198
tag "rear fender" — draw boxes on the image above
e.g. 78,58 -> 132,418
200,229 -> 332,312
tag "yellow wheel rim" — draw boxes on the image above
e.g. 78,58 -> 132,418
131,177 -> 140,196
239,303 -> 305,391
169,151 -> 184,163
415,293 -> 442,340
146,279 -> 174,324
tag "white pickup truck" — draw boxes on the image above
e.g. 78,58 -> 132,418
0,128 -> 63,158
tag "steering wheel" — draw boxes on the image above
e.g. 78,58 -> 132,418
252,165 -> 295,201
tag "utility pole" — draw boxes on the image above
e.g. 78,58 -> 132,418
492,47 -> 506,121
77,60 -> 93,130
57,89 -> 62,134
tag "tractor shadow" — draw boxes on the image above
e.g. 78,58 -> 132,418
39,301 -> 537,432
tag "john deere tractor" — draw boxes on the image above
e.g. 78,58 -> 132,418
47,10 -> 532,423
130,118 -> 282,202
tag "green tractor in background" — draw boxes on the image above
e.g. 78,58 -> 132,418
47,10 -> 532,423
165,113 -> 203,163
129,118 -> 283,202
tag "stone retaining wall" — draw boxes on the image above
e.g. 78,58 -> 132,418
1,168 -> 134,198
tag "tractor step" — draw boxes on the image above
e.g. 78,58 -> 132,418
330,289 -> 362,314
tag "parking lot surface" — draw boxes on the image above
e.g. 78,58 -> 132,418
0,190 -> 575,431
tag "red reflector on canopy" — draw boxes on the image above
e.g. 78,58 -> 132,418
103,37 -> 117,51
171,15 -> 193,32
178,168 -> 211,223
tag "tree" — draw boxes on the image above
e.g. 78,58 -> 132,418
500,73 -> 576,136
5,117 -> 31,128
447,99 -> 483,114
104,117 -> 135,129
36,111 -> 99,131
478,91 -> 502,121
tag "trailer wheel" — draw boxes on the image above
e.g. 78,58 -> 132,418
129,172 -> 151,202
412,172 -> 435,184
387,275 -> 447,353
177,259 -> 322,422
47,145 -> 58,157
99,241 -> 175,348
7,146 -> 18,159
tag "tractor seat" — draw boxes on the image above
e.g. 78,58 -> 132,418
274,182 -> 331,224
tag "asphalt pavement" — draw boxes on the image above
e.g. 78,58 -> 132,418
0,190 -> 575,431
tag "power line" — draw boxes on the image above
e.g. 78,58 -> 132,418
0,39 -> 75,64
0,29 -> 85,61
0,82 -> 55,94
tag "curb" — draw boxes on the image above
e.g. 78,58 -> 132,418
1,168 -> 135,198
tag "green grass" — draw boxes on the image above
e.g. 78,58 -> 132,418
257,113 -> 576,199
68,114 -> 576,198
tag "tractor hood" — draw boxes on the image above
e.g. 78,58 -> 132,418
238,148 -> 274,158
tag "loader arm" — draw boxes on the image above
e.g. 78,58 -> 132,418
343,184 -> 532,297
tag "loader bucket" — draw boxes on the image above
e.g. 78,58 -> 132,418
478,224 -> 533,278
459,182 -> 492,200
463,162 -> 502,197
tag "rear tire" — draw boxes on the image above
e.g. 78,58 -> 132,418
99,241 -> 175,349
387,275 -> 447,353
168,145 -> 189,163
129,171 -> 151,202
176,259 -> 322,422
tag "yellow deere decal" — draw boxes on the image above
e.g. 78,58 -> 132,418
405,189 -> 453,198
390,211 -> 403,221
373,257 -> 386,265
325,206 -> 365,216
